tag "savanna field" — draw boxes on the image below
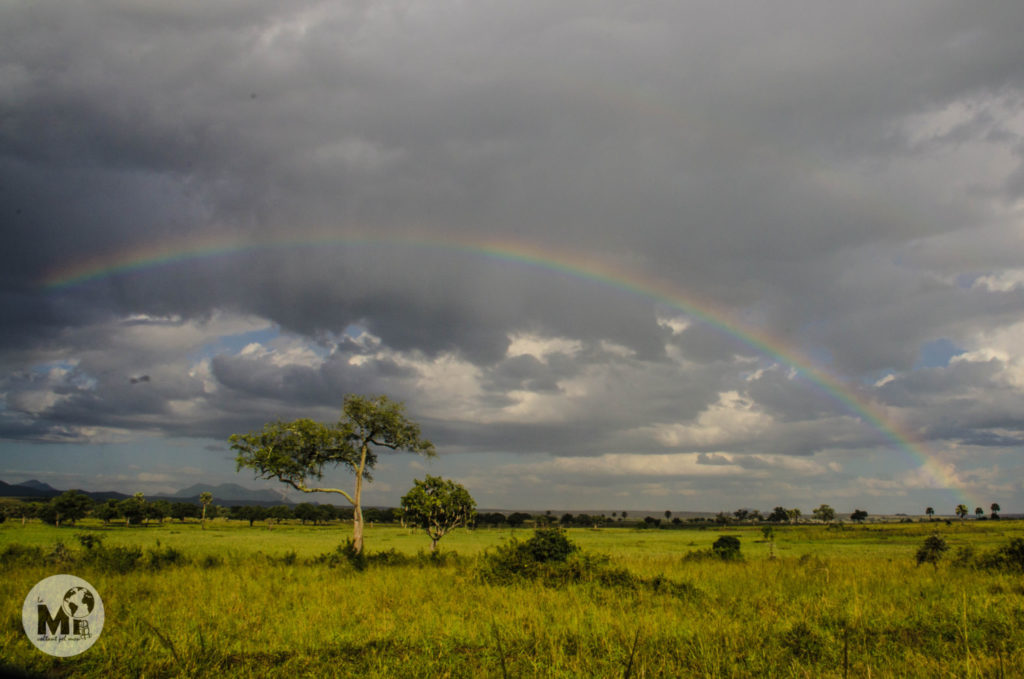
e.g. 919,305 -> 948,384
2,519 -> 1023,678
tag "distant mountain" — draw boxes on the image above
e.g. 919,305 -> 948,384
0,479 -> 59,499
171,482 -> 287,504
0,479 -> 283,505
16,479 -> 59,493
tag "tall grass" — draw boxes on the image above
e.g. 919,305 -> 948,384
2,520 -> 1022,677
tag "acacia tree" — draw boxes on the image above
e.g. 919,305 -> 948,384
812,504 -> 836,523
231,394 -> 435,554
41,490 -> 93,527
200,492 -> 213,529
400,475 -> 476,551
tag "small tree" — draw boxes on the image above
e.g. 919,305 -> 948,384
916,534 -> 949,568
147,499 -> 170,524
94,499 -> 120,525
712,535 -> 742,560
768,506 -> 790,523
200,492 -> 213,529
955,504 -> 969,522
926,506 -> 935,521
171,502 -> 199,522
42,490 -> 93,527
266,504 -> 292,528
850,509 -> 868,523
232,394 -> 435,554
975,507 -> 984,520
234,505 -> 267,527
120,495 -> 146,526
761,525 -> 777,559
812,504 -> 836,523
991,502 -> 1001,520
507,512 -> 531,529
294,502 -> 320,525
400,475 -> 476,551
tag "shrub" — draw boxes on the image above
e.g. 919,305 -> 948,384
147,545 -> 188,570
0,543 -> 45,567
952,545 -> 976,568
47,541 -> 74,565
712,535 -> 742,560
315,540 -> 366,571
86,545 -> 143,574
479,528 -> 594,584
478,527 -> 698,597
915,534 -> 949,568
76,533 -> 104,551
975,538 -> 1024,573
522,527 -> 578,563
781,621 -> 827,662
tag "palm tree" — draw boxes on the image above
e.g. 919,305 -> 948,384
925,506 -> 935,521
955,504 -> 969,522
974,507 -> 984,520
990,502 -> 1001,520
200,492 -> 213,530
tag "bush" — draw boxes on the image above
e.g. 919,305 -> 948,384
0,543 -> 44,567
686,536 -> 744,562
915,534 -> 949,568
86,545 -> 143,574
76,533 -> 104,551
975,538 -> 1024,572
314,540 -> 367,571
479,528 -> 595,584
781,621 -> 827,662
477,527 -> 699,598
47,541 -> 74,565
952,545 -> 976,568
522,527 -> 578,563
147,545 -> 188,569
712,535 -> 742,560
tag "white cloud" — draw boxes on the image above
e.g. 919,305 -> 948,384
506,333 -> 582,362
636,391 -> 774,449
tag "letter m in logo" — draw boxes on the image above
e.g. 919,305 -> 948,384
37,604 -> 70,635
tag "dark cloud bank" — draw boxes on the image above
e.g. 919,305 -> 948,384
2,1 -> 1024,509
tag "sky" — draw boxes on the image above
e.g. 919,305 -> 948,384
2,1 -> 1023,515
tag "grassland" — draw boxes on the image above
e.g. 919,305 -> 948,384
2,519 -> 1022,677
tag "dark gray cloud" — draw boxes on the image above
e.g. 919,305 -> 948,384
2,1 -> 1024,510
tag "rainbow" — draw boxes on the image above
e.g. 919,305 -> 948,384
42,230 -> 971,507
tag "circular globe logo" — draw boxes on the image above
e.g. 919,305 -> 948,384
22,574 -> 104,657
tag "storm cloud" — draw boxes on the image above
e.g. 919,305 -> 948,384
2,1 -> 1024,512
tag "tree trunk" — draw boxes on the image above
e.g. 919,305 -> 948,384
430,537 -> 438,552
352,443 -> 368,554
201,505 -> 207,530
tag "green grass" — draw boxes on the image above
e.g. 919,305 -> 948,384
2,519 -> 1022,677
